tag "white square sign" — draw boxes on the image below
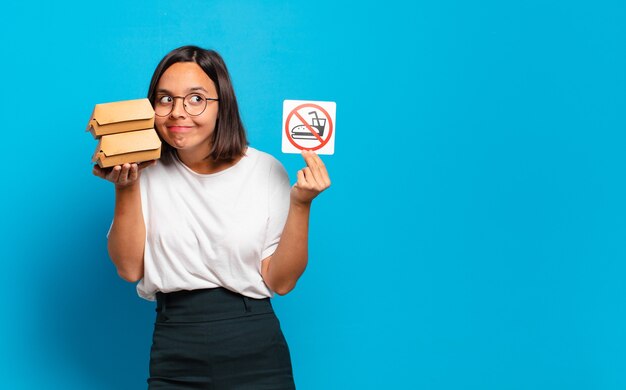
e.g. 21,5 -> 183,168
282,100 -> 336,155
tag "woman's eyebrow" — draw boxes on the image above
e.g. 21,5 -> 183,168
188,86 -> 209,93
156,87 -> 209,94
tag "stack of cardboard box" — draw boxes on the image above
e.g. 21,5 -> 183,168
87,98 -> 162,168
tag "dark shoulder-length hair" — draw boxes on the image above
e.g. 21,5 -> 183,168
147,45 -> 248,161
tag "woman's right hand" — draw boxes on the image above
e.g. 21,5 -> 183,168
92,160 -> 157,188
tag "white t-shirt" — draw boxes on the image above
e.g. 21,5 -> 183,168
134,147 -> 291,301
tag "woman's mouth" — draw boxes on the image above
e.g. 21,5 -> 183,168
167,125 -> 193,133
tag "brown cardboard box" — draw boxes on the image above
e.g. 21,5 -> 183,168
86,98 -> 155,137
92,129 -> 162,168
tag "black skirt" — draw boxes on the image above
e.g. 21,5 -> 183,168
148,287 -> 295,389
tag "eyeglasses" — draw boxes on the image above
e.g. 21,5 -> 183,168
154,93 -> 219,117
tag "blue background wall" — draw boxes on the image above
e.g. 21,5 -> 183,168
1,0 -> 624,388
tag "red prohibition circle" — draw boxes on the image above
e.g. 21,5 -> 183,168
284,103 -> 334,151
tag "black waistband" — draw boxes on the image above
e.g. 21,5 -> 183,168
155,287 -> 273,323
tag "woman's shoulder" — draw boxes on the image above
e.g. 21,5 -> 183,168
245,147 -> 289,187
245,147 -> 285,170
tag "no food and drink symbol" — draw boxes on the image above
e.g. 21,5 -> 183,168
282,100 -> 336,155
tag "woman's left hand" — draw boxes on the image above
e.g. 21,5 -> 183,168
291,150 -> 331,206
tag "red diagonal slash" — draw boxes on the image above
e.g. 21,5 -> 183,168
293,110 -> 325,144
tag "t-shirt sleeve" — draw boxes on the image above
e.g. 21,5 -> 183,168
261,159 -> 291,260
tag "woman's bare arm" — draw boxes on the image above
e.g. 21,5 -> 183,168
93,161 -> 155,282
261,151 -> 330,295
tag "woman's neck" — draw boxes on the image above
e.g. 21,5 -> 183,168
175,147 -> 244,174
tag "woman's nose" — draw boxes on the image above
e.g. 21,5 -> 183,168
170,98 -> 186,117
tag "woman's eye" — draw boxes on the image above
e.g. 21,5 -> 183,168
188,94 -> 204,104
158,96 -> 173,104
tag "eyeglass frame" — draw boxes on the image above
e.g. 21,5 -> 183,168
154,93 -> 219,117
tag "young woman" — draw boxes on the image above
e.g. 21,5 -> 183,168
93,45 -> 330,389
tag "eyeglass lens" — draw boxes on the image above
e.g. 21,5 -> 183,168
155,93 -> 212,116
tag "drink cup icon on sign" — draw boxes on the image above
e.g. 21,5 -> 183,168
291,111 -> 326,140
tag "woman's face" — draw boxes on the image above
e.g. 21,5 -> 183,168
154,62 -> 219,154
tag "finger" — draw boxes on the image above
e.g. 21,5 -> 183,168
311,152 -> 327,175
305,165 -> 324,189
311,153 -> 331,187
92,164 -> 104,178
302,167 -> 321,189
301,150 -> 318,169
295,169 -> 307,188
128,163 -> 139,182
108,165 -> 122,182
300,150 -> 324,187
118,163 -> 132,184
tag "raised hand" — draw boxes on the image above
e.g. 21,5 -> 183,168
290,150 -> 331,206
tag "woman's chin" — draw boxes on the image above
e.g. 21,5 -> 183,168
167,135 -> 189,149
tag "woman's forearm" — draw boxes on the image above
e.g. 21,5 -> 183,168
107,183 -> 146,282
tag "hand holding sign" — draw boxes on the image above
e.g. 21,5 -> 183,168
290,150 -> 331,206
